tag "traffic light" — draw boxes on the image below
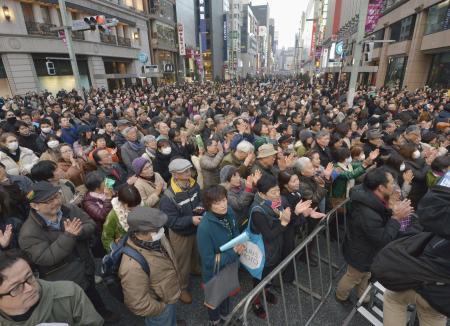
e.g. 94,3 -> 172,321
83,15 -> 106,31
363,42 -> 374,62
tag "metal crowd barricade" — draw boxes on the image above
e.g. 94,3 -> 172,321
225,198 -> 350,326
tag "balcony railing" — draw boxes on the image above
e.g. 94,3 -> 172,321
72,31 -> 85,41
25,21 -> 58,37
117,36 -> 131,47
100,33 -> 117,45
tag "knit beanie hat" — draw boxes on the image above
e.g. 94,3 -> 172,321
132,157 -> 150,176
220,165 -> 237,183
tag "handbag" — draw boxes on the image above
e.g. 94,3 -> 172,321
204,253 -> 240,310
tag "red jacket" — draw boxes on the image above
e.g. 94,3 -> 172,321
81,192 -> 112,232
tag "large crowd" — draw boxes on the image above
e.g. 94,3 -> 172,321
0,77 -> 449,326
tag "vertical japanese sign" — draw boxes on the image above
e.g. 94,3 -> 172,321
310,21 -> 317,57
177,23 -> 186,56
223,14 -> 228,61
365,0 -> 384,33
199,0 -> 207,51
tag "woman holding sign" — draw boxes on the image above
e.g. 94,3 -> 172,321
197,185 -> 245,325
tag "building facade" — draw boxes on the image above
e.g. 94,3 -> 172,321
240,3 -> 258,77
251,4 -> 270,75
0,0 -> 152,97
176,0 -> 197,81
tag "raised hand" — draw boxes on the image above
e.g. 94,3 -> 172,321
253,170 -> 262,185
403,170 -> 414,184
392,199 -> 414,221
309,208 -> 326,219
369,149 -> 380,161
64,218 -> 83,236
324,163 -> 334,179
245,174 -> 254,189
295,200 -> 312,215
0,225 -> 13,248
233,243 -> 246,255
279,208 -> 291,226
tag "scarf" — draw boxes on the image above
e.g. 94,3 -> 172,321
1,147 -> 21,163
213,212 -> 233,239
130,233 -> 165,253
337,162 -> 354,197
111,197 -> 130,231
128,140 -> 144,151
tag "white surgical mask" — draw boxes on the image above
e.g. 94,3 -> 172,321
41,127 -> 51,133
345,157 -> 352,164
7,141 -> 19,151
161,147 -> 172,155
400,163 -> 406,172
412,150 -> 421,159
151,227 -> 165,241
359,154 -> 366,161
47,140 -> 60,149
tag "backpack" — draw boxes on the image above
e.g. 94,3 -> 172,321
101,234 -> 150,302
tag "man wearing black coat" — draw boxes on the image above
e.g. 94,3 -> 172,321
336,167 -> 413,302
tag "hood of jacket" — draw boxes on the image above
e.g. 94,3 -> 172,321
350,184 -> 390,216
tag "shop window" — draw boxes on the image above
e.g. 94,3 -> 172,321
21,3 -> 34,22
425,0 -> 450,35
372,28 -> 385,48
390,15 -> 416,42
427,52 -> 450,89
385,56 -> 408,88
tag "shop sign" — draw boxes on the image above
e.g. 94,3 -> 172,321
177,24 -> 186,56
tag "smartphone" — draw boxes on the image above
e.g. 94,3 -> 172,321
105,177 -> 116,189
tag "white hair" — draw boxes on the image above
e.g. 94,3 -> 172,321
294,157 -> 311,173
236,140 -> 254,153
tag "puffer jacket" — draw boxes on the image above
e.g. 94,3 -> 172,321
249,194 -> 286,267
18,204 -> 96,290
118,236 -> 181,318
0,146 -> 39,175
134,173 -> 166,208
200,150 -> 225,188
82,192 -> 113,232
160,178 -> 201,236
0,280 -> 104,326
343,184 -> 400,272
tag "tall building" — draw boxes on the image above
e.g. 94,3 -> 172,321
226,0 -> 240,80
176,0 -> 198,81
251,3 -> 270,74
240,3 -> 258,76
0,0 -> 152,97
196,0 -> 227,80
147,0 -> 178,83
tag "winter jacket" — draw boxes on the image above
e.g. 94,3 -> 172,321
249,194 -> 286,267
58,158 -> 86,187
404,158 -> 429,208
0,280 -> 104,326
251,160 -> 279,179
197,209 -> 240,284
0,146 -> 39,175
220,152 -> 252,178
298,174 -> 327,208
313,144 -> 333,167
200,150 -> 225,188
160,178 -> 201,237
118,236 -> 181,318
95,164 -> 127,190
18,204 -> 96,290
39,149 -> 61,163
101,198 -> 130,251
134,174 -> 166,206
223,180 -> 255,228
121,142 -> 145,176
343,185 -> 400,272
153,151 -> 173,183
332,162 -> 366,198
82,192 -> 113,232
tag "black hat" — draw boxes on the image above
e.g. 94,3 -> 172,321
278,135 -> 294,144
28,181 -> 60,203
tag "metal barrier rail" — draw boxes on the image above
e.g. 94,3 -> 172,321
225,198 -> 350,326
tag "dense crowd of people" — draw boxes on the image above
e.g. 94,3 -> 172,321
0,77 -> 449,326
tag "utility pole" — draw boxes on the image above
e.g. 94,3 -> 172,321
346,0 -> 369,106
58,0 -> 82,94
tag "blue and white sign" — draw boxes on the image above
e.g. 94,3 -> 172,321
138,52 -> 149,64
336,41 -> 344,56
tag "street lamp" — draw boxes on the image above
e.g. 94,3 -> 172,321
2,5 -> 11,21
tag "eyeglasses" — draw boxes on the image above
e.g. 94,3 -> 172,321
0,274 -> 37,298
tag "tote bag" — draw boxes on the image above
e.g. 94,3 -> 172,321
239,206 -> 266,280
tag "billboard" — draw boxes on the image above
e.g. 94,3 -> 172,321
177,24 -> 186,56
223,14 -> 228,61
365,0 -> 384,33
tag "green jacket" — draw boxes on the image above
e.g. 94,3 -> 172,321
101,207 -> 126,252
0,279 -> 103,325
426,170 -> 440,188
332,162 -> 366,198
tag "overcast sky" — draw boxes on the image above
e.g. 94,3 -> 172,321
251,0 -> 308,49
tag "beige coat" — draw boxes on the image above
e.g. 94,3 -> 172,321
118,236 -> 181,317
133,173 -> 166,208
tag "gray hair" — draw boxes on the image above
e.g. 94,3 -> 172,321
294,157 -> 311,174
405,125 -> 420,135
315,130 -> 330,140
141,135 -> 156,145
121,126 -> 136,137
236,140 -> 254,153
